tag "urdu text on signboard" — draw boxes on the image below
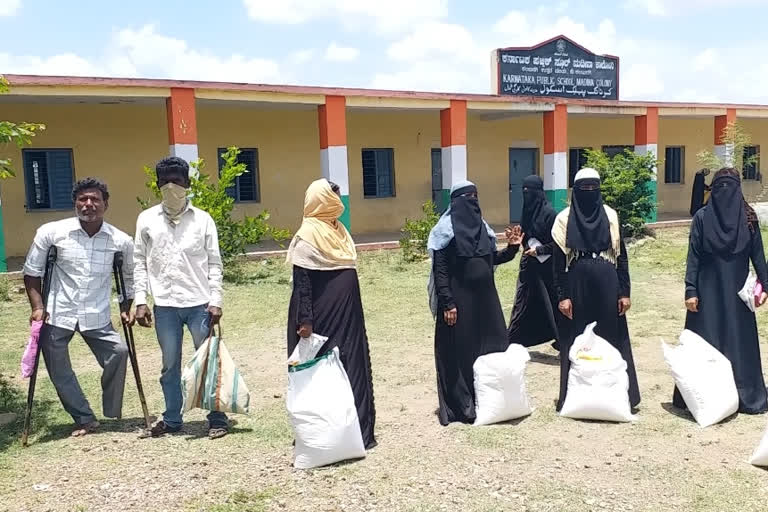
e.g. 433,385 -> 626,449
497,37 -> 619,100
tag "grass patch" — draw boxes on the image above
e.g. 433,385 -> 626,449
186,489 -> 277,512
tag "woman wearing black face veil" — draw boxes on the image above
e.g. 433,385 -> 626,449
551,168 -> 640,411
673,167 -> 768,414
427,180 -> 521,425
507,175 -> 563,350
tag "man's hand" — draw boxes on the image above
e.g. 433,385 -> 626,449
120,310 -> 135,327
135,305 -> 152,327
558,299 -> 573,320
29,308 -> 48,325
618,297 -> 631,316
685,297 -> 699,313
208,305 -> 223,326
444,307 -> 458,326
297,323 -> 312,339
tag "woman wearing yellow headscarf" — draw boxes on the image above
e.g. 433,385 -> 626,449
286,179 -> 376,449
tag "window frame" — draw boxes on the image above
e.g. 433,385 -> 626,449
361,147 -> 396,199
22,148 -> 76,212
664,146 -> 685,185
743,145 -> 760,181
217,147 -> 261,203
568,147 -> 591,188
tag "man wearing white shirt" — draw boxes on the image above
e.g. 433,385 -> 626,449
133,156 -> 227,439
23,178 -> 133,437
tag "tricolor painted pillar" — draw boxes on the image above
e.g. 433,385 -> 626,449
635,107 -> 659,223
715,108 -> 737,166
318,95 -> 350,230
166,87 -> 199,167
543,104 -> 568,211
440,100 -> 467,210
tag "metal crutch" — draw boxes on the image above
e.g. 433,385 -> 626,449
113,252 -> 151,430
21,245 -> 57,447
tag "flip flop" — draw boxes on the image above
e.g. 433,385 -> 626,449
71,421 -> 100,437
208,427 -> 228,440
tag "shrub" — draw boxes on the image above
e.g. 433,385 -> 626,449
585,148 -> 658,238
400,201 -> 440,262
138,147 -> 291,275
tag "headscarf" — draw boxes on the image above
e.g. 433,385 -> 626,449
565,168 -> 612,253
701,169 -> 752,256
427,180 -> 496,316
286,179 -> 357,270
521,175 -> 556,243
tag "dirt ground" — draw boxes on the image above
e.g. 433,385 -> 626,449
2,227 -> 768,512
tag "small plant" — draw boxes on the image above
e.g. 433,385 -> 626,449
697,121 -> 757,175
0,76 -> 45,179
138,147 -> 291,277
400,200 -> 440,262
585,148 -> 658,238
0,276 -> 10,302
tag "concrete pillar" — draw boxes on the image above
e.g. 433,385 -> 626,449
318,95 -> 350,229
439,100 -> 468,210
166,87 -> 199,166
635,106 -> 659,222
543,104 -> 568,211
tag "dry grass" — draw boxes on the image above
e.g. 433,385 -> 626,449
2,227 -> 768,511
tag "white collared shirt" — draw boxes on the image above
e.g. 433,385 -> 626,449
133,204 -> 223,309
23,218 -> 135,331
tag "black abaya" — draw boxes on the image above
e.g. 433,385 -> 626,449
433,241 -> 517,425
554,240 -> 641,411
672,209 -> 768,414
287,266 -> 377,448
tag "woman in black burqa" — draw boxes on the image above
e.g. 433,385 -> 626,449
286,178 -> 376,449
551,168 -> 640,411
674,167 -> 768,414
507,175 -> 563,350
428,180 -> 521,425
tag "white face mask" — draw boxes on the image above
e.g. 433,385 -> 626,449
160,183 -> 189,222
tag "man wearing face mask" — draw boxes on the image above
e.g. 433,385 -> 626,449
133,156 -> 227,439
23,178 -> 134,437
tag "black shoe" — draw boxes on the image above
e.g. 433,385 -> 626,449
149,420 -> 182,437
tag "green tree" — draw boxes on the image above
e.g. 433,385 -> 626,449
584,148 -> 658,237
0,76 -> 45,178
697,121 -> 757,174
400,200 -> 440,262
138,146 -> 291,266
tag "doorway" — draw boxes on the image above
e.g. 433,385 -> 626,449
508,148 -> 537,223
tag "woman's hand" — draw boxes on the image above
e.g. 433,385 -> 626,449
685,297 -> 699,313
558,299 -> 573,320
297,323 -> 313,338
444,308 -> 457,326
757,292 -> 768,308
506,225 -> 525,246
618,297 -> 631,316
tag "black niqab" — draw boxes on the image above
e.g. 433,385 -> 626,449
702,174 -> 750,256
521,175 -> 556,244
566,178 -> 612,253
450,185 -> 493,258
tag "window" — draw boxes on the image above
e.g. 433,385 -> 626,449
23,149 -> 75,210
218,148 -> 260,202
664,146 -> 685,184
362,148 -> 395,198
568,148 -> 590,187
602,145 -> 633,159
744,145 -> 760,181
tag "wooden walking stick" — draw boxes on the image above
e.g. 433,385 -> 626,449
113,252 -> 151,430
21,245 -> 58,447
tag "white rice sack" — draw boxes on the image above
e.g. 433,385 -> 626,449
287,345 -> 366,469
750,423 -> 768,466
662,329 -> 738,428
473,343 -> 533,426
560,322 -> 635,423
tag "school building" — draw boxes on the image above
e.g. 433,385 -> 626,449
1,38 -> 767,269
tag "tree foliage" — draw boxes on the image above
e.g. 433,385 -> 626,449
400,200 -> 440,262
696,121 -> 757,175
138,146 -> 291,266
0,76 -> 46,179
585,148 -> 658,237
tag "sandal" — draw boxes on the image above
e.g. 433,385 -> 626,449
149,420 -> 182,438
71,421 -> 100,437
208,426 -> 229,440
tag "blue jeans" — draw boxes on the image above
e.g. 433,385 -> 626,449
154,305 -> 227,429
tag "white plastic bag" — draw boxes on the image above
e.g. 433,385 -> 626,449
560,322 -> 634,423
662,329 -> 738,428
286,345 -> 366,469
287,334 -> 328,365
473,344 -> 533,426
750,424 -> 768,466
739,272 -> 758,312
